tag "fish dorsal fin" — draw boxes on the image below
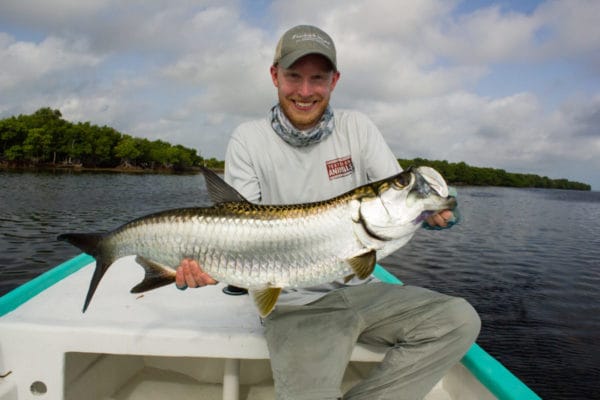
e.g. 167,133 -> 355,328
347,250 -> 376,279
251,287 -> 282,317
200,166 -> 247,204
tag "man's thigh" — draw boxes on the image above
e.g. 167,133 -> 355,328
263,290 -> 362,399
343,283 -> 460,345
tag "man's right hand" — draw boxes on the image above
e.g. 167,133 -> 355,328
175,259 -> 218,290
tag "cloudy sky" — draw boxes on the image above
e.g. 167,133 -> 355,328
1,0 -> 599,189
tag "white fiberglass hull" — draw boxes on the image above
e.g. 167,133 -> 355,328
0,255 -> 539,400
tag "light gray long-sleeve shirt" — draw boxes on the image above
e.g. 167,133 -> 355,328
224,109 -> 402,305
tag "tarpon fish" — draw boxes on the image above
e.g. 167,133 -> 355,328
58,166 -> 456,317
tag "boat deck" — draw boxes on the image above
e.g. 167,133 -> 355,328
0,256 -> 495,400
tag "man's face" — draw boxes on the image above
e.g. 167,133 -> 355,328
270,54 -> 340,130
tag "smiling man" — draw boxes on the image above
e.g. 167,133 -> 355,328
272,53 -> 339,129
177,25 -> 479,400
271,28 -> 340,130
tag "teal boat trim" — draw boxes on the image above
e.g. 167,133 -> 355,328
462,343 -> 541,400
0,253 -> 94,317
1,257 -> 540,400
373,264 -> 541,400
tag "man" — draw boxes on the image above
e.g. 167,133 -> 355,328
177,25 -> 480,400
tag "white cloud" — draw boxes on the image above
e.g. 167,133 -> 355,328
437,6 -> 540,63
0,34 -> 101,90
0,0 -> 111,25
535,0 -> 600,60
364,90 -> 600,183
160,6 -> 276,118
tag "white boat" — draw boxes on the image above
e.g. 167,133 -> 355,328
0,254 -> 540,400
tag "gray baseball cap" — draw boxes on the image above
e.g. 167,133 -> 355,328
273,25 -> 337,71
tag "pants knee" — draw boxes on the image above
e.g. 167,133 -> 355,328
447,297 -> 481,345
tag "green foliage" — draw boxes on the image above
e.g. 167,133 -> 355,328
114,135 -> 142,162
399,158 -> 591,191
202,157 -> 225,170
0,108 -> 204,171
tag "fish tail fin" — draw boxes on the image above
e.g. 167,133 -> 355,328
82,255 -> 112,313
57,233 -> 112,313
131,256 -> 176,293
58,233 -> 103,256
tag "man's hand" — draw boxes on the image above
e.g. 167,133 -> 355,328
175,259 -> 218,290
425,209 -> 454,228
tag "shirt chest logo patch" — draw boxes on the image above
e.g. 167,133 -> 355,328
326,156 -> 355,180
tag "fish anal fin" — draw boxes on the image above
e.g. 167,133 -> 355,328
347,250 -> 376,280
251,287 -> 282,318
131,256 -> 177,293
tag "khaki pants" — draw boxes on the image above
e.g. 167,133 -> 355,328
264,283 -> 480,400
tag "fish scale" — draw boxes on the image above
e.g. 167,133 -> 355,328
58,165 -> 456,317
105,208 -> 352,288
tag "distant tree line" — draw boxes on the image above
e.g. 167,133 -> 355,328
0,107 -> 225,171
0,108 -> 589,189
400,158 -> 591,191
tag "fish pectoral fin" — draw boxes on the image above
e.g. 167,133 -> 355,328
131,256 -> 177,293
343,274 -> 356,283
347,250 -> 376,280
251,287 -> 282,318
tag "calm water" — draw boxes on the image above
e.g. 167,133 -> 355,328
1,171 -> 599,399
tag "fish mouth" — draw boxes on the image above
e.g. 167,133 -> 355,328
443,195 -> 457,210
409,166 -> 457,223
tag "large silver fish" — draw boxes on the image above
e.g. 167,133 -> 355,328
58,166 -> 456,317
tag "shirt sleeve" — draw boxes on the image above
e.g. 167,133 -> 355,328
224,133 -> 262,203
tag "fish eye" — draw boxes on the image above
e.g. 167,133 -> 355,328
393,172 -> 411,188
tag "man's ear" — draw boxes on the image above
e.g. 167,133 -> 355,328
270,65 -> 279,87
330,70 -> 341,91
